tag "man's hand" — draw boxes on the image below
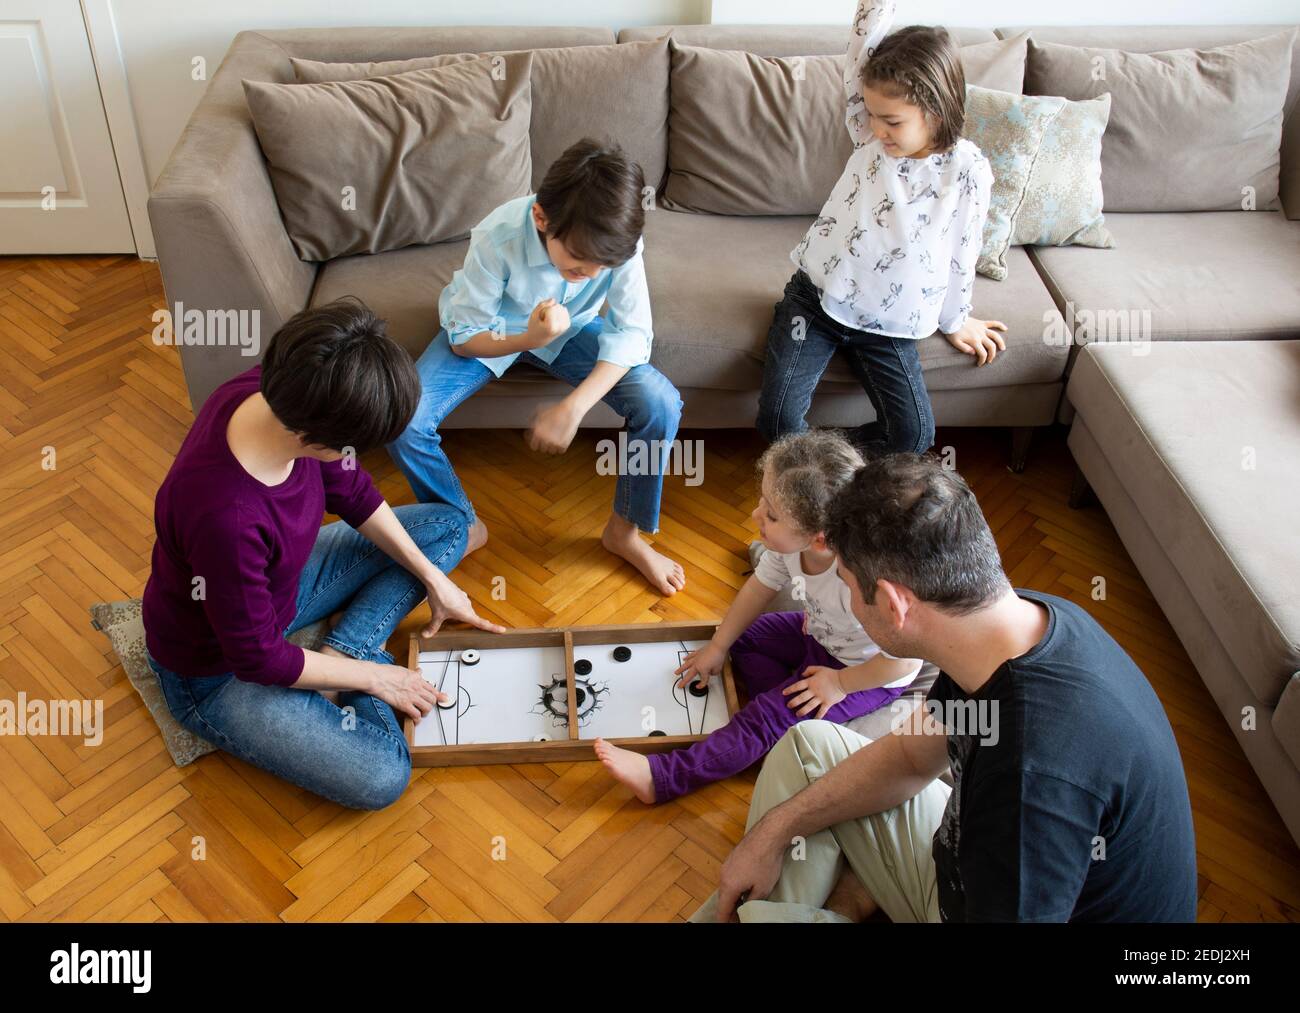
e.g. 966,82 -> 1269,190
675,640 -> 727,689
784,665 -> 847,719
422,571 -> 506,638
716,817 -> 790,921
525,400 -> 581,455
523,298 -> 571,349
943,316 -> 1007,365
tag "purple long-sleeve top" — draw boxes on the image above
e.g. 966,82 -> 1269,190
142,366 -> 384,685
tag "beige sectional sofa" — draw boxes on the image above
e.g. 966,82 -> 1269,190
149,22 -> 1300,837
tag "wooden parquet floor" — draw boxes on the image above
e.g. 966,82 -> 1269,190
0,253 -> 1297,924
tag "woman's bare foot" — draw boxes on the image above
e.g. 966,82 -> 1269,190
823,863 -> 878,922
600,513 -> 685,596
594,738 -> 656,804
465,517 -> 489,555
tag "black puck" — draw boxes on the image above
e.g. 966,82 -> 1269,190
574,659 -> 592,676
648,729 -> 666,737
613,646 -> 631,663
688,678 -> 708,698
575,687 -> 586,706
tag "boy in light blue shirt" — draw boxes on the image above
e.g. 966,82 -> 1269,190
388,140 -> 686,595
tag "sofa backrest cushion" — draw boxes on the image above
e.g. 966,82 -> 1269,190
1001,24 -> 1300,216
243,52 -> 534,260
661,33 -> 1028,216
618,23 -> 998,53
290,41 -> 670,192
1023,32 -> 1296,212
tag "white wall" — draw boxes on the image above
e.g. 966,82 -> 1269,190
709,0 -> 1300,26
107,0 -> 1297,189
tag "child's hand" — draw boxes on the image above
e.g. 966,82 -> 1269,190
525,401 -> 581,455
784,665 -> 847,719
525,298 -> 571,348
943,317 -> 1007,365
675,641 -> 726,689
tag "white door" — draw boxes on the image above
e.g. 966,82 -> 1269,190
0,0 -> 136,253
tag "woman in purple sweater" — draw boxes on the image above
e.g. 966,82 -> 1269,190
142,299 -> 502,809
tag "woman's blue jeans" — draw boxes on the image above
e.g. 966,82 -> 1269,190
146,502 -> 468,810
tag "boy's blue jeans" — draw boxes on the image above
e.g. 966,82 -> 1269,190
388,318 -> 683,533
146,502 -> 469,811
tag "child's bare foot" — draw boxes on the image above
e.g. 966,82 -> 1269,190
594,737 -> 656,804
465,517 -> 488,555
823,863 -> 878,922
601,514 -> 685,596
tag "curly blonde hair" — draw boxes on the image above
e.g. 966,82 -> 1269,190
757,431 -> 864,536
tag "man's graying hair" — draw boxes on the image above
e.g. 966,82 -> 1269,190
825,454 -> 1010,615
757,431 -> 863,535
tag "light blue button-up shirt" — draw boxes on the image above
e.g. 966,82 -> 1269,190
438,194 -> 654,378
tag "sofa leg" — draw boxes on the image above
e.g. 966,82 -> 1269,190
1068,465 -> 1096,509
1009,427 -> 1034,473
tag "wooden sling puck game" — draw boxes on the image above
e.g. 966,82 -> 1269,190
403,621 -> 740,766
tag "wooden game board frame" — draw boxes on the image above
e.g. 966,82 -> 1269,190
404,621 -> 740,766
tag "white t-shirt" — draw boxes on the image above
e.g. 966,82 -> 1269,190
792,0 -> 994,340
754,547 -> 918,689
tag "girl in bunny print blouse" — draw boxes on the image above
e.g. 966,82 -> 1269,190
757,0 -> 1007,454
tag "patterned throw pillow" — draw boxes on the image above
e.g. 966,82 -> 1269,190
962,85 -> 1066,281
1012,93 -> 1114,249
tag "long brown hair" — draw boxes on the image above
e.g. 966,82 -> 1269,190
861,25 -> 967,151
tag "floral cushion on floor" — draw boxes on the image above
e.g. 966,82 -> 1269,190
89,598 -> 328,767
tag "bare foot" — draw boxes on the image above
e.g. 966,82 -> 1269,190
465,517 -> 489,555
601,514 -> 685,596
823,863 -> 878,923
594,738 -> 656,804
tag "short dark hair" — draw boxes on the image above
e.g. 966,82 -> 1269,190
825,453 -> 1010,615
535,138 -> 645,266
260,297 -> 419,454
861,25 -> 967,150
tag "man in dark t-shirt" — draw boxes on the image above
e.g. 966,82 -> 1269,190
926,588 -> 1195,921
699,453 -> 1196,923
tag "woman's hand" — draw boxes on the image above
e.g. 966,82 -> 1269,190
675,640 -> 727,689
422,571 -> 506,638
943,317 -> 1007,365
368,662 -> 447,721
784,665 -> 847,719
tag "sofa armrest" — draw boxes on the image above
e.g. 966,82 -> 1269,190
148,31 -> 317,411
1282,94 -> 1300,220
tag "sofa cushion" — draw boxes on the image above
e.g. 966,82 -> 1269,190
1066,340 -> 1300,705
963,85 -> 1065,280
640,209 -> 1067,392
661,34 -> 1029,217
310,208 -> 1068,395
1030,211 -> 1300,343
243,52 -> 534,260
289,41 -> 670,192
1012,92 -> 1114,249
618,24 -> 998,53
1024,33 -> 1296,212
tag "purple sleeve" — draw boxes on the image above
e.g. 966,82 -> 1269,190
320,458 -> 384,528
187,506 -> 305,686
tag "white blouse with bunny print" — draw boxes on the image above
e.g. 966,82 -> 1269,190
792,0 -> 993,340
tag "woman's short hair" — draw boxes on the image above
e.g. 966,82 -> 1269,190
259,297 -> 419,454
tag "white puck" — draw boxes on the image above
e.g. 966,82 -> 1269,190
461,649 -> 480,666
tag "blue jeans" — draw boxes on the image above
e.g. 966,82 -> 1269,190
756,270 -> 935,454
387,318 -> 683,533
146,502 -> 469,810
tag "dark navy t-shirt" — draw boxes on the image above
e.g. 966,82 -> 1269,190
926,589 -> 1197,922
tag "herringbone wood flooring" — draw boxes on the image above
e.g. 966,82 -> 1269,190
0,254 -> 1297,923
